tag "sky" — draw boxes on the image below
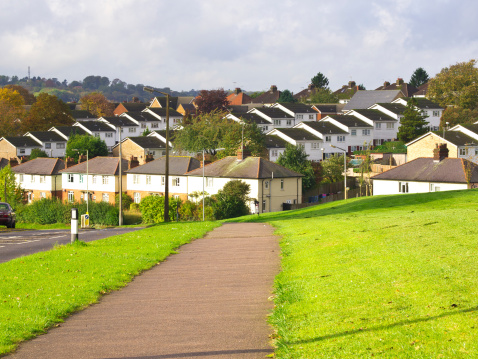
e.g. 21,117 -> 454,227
1,0 -> 477,94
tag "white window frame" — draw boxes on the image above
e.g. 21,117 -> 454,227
172,177 -> 180,186
102,193 -> 109,202
386,123 -> 394,129
45,143 -> 51,149
337,135 -> 345,142
362,129 -> 371,136
133,174 -> 140,184
68,191 -> 74,203
102,176 -> 108,185
134,192 -> 141,203
351,129 -> 357,136
19,174 -> 24,183
146,175 -> 151,185
39,175 -> 46,183
325,136 -> 331,142
68,174 -> 74,183
56,143 -> 65,149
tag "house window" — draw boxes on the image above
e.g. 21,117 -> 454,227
161,176 -> 165,185
376,123 -> 381,129
129,127 -> 136,133
422,110 -> 428,116
56,143 -> 65,149
265,181 -> 269,189
146,175 -> 151,185
105,132 -> 113,138
309,114 -> 314,119
68,191 -> 74,203
460,148 -> 468,156
311,143 -> 319,149
133,175 -> 140,184
173,195 -> 180,199
151,123 -> 159,128
39,175 -> 46,183
433,111 -> 440,117
274,120 -> 281,126
262,126 -> 268,132
351,129 -> 357,136
262,200 -> 266,211
271,149 -> 278,157
31,175 -> 35,183
475,149 -> 478,156
398,182 -> 409,193
141,123 -> 147,128
68,174 -> 74,183
429,183 -> 441,192
337,135 -> 345,142
206,177 -> 213,187
362,129 -> 371,136
79,175 -> 84,184
40,192 -> 46,199
280,179 -> 284,190
325,136 -> 331,142
20,148 -> 25,154
94,132 -> 100,138
172,177 -> 180,186
92,175 -> 97,184
148,150 -> 156,156
45,143 -> 51,149
102,176 -> 108,185
19,174 -> 23,183
297,115 -> 303,119
286,120 -> 292,126
102,193 -> 109,202
386,123 -> 394,129
134,192 -> 141,203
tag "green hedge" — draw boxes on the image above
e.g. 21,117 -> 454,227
16,198 -> 119,226
139,195 -> 182,223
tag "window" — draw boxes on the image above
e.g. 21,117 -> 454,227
79,175 -> 84,184
20,148 -> 25,154
39,175 -> 46,183
265,181 -> 269,189
362,129 -> 371,136
102,176 -> 108,185
133,175 -> 140,184
262,126 -> 268,132
161,176 -> 165,185
271,149 -> 278,157
280,179 -> 284,190
262,200 -> 266,211
386,123 -> 394,129
40,192 -> 46,199
337,135 -> 345,142
206,177 -> 213,187
56,143 -> 65,149
325,136 -> 331,142
105,132 -> 113,138
94,132 -> 100,138
430,183 -> 441,192
274,120 -> 281,126
146,175 -> 151,185
311,143 -> 319,149
31,175 -> 35,183
422,110 -> 428,116
134,192 -> 141,203
129,127 -> 136,133
351,129 -> 357,136
398,182 -> 409,193
68,174 -> 74,183
19,174 -> 23,183
148,150 -> 156,156
92,175 -> 97,184
309,114 -> 314,119
376,123 -> 381,129
141,123 -> 147,128
45,143 -> 51,149
102,193 -> 109,202
151,123 -> 159,128
173,195 -> 180,199
172,177 -> 180,186
286,120 -> 292,126
433,110 -> 440,117
68,191 -> 74,203
297,115 -> 303,119
460,148 -> 468,156
475,149 -> 478,156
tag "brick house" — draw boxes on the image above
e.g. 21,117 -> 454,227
112,136 -> 166,164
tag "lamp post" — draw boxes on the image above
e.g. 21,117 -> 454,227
118,126 -> 123,226
330,144 -> 347,200
143,87 -> 170,222
73,149 -> 89,214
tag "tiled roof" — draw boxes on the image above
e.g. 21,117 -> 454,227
76,121 -> 114,132
120,103 -> 148,112
227,91 -> 252,105
186,156 -> 302,179
26,131 -> 66,142
276,103 -> 316,113
343,90 -> 402,111
273,128 -> 321,141
154,96 -> 179,109
122,111 -> 161,122
264,135 -> 288,149
376,82 -> 418,97
230,113 -> 271,125
146,107 -> 183,117
432,131 -> 478,147
60,157 -> 129,175
228,105 -> 249,114
327,115 -> 373,128
51,126 -> 88,138
300,121 -> 348,135
414,82 -> 429,97
251,86 -> 281,104
3,137 -> 41,147
71,110 -> 94,119
372,157 -> 478,183
126,156 -> 200,175
401,97 -> 443,109
313,105 -> 337,113
101,117 -> 138,127
352,109 -> 397,122
12,158 -> 65,175
127,136 -> 166,149
253,107 -> 293,119
375,103 -> 407,115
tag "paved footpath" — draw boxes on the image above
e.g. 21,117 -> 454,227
8,223 -> 281,359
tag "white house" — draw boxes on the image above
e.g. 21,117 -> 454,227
226,112 -> 273,133
266,128 -> 323,161
344,109 -> 398,146
320,115 -> 373,153
271,103 -> 317,123
141,107 -> 183,130
24,131 -> 68,158
73,121 -> 116,151
392,97 -> 444,131
249,107 -> 295,129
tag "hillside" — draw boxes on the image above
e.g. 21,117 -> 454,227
234,190 -> 478,358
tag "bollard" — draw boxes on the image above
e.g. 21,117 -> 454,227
71,207 -> 79,243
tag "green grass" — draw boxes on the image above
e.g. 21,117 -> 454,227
15,223 -> 71,230
233,189 -> 478,358
0,221 -> 221,355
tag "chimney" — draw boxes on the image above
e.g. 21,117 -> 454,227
66,156 -> 76,168
433,143 -> 449,162
128,155 -> 139,169
308,84 -> 315,90
19,156 -> 29,163
145,154 -> 154,163
383,81 -> 390,87
348,81 -> 356,88
237,147 -> 251,161
396,78 -> 404,85
9,157 -> 19,168
78,154 -> 87,163
234,87 -> 241,94
270,85 -> 277,92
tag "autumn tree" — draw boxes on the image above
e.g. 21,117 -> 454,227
0,87 -> 26,137
194,89 -> 229,113
397,98 -> 429,143
22,93 -> 73,132
440,107 -> 478,128
409,67 -> 429,88
311,72 -> 329,89
80,92 -> 115,117
277,144 -> 316,190
3,85 -> 36,105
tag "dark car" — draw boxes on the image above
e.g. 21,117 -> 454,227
0,202 -> 15,228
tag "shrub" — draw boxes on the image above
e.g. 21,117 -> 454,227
139,195 -> 182,223
130,203 -> 140,211
115,193 -> 133,210
211,180 -> 250,220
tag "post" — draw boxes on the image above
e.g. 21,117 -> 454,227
71,208 -> 79,243
202,149 -> 205,221
344,152 -> 347,200
86,149 -> 89,216
164,93 -> 170,222
118,127 -> 123,226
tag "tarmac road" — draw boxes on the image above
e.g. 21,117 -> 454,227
0,227 -> 145,263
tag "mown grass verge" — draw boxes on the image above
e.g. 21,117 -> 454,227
0,221 -> 221,355
233,189 -> 478,358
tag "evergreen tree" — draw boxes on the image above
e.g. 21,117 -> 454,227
397,98 -> 429,143
409,67 -> 430,88
277,144 -> 316,190
311,72 -> 329,89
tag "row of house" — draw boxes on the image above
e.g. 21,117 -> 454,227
10,150 -> 303,214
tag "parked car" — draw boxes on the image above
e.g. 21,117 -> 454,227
0,202 -> 15,228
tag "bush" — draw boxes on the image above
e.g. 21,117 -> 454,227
139,195 -> 182,223
115,193 -> 133,210
130,203 -> 140,211
211,180 -> 250,220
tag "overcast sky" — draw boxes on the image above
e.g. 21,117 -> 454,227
1,0 -> 477,93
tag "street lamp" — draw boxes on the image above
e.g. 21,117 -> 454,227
143,86 -> 170,222
330,144 -> 347,200
73,149 -> 89,214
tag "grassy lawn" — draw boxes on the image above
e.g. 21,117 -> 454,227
0,221 -> 221,355
235,189 -> 478,358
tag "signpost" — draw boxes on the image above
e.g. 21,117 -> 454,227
71,208 -> 78,243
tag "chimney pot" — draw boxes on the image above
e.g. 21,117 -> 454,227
270,85 -> 277,92
433,143 -> 449,161
397,78 -> 404,85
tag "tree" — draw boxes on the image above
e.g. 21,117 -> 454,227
141,128 -> 151,136
0,165 -> 24,206
65,134 -> 108,161
277,144 -> 316,190
212,180 -> 250,220
397,98 -> 429,143
409,67 -> 430,88
308,88 -> 338,104
440,107 -> 478,128
80,92 -> 115,117
194,89 -> 229,113
22,93 -> 73,132
29,148 -> 49,159
321,154 -> 347,183
3,85 -> 36,105
277,89 -> 296,103
0,87 -> 25,137
311,72 -> 329,89
428,60 -> 478,109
